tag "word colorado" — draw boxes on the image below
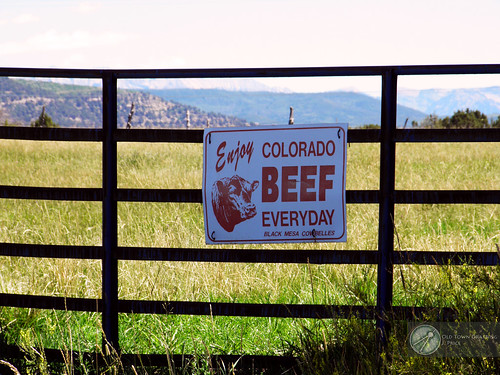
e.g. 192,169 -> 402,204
262,140 -> 335,158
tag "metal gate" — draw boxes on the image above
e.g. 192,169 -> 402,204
0,65 -> 499,369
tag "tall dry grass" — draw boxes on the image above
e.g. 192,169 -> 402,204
0,139 -> 498,373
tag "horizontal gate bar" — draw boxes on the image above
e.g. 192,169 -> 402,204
120,299 -> 375,319
0,186 -> 102,201
114,128 -> 203,143
117,247 -> 378,264
3,64 -> 500,80
114,128 -> 500,144
122,353 -> 298,371
116,188 -> 380,203
1,344 -> 299,370
0,293 -> 373,318
116,188 -> 201,203
0,293 -> 461,321
348,190 -> 379,203
117,189 -> 379,203
121,301 -> 459,321
0,126 -> 102,141
2,244 -> 495,266
114,66 -> 389,79
393,64 -> 500,76
392,306 -> 458,321
1,344 -> 297,373
119,248 -> 498,266
396,128 -> 500,143
395,251 -> 499,266
1,187 -> 496,204
113,128 -> 381,143
116,188 -> 499,204
2,125 -> 498,145
0,293 -> 101,312
113,64 -> 500,79
0,243 -> 102,259
348,128 -> 381,142
395,190 -> 500,204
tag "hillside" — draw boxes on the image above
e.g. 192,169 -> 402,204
148,89 -> 427,127
398,86 -> 500,116
0,78 -> 251,128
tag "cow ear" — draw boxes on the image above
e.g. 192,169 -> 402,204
228,184 -> 237,194
251,181 -> 259,191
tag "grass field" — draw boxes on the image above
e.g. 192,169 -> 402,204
0,139 -> 499,374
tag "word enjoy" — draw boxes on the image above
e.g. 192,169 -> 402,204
216,141 -> 254,172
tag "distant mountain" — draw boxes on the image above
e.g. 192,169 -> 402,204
16,77 -> 500,122
398,86 -> 500,116
0,78 -> 251,128
148,89 -> 427,127
118,78 -> 289,92
20,77 -> 288,92
11,76 -> 500,129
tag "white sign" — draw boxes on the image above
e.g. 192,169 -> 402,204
203,124 -> 347,244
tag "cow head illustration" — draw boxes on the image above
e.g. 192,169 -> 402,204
211,175 -> 259,232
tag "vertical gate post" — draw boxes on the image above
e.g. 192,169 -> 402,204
376,69 -> 397,350
102,71 -> 119,352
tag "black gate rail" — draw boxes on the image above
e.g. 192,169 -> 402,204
2,186 -> 499,204
0,343 -> 300,372
0,126 -> 102,141
0,243 -> 497,266
1,65 -> 500,370
3,127 -> 500,143
1,186 -> 499,205
0,293 -> 459,322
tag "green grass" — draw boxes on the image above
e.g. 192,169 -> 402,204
396,143 -> 500,190
0,139 -> 499,374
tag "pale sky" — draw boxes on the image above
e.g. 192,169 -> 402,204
2,0 -> 500,94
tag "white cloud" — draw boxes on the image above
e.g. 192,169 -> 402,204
12,13 -> 39,24
0,30 -> 132,56
74,1 -> 102,14
1,0 -> 500,91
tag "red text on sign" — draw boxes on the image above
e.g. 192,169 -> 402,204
261,165 -> 335,202
262,209 -> 335,227
262,140 -> 335,158
216,140 -> 254,173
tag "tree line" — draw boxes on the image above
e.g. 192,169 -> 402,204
413,108 -> 500,129
358,108 -> 500,129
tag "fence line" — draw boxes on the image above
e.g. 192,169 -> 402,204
0,65 -> 499,368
